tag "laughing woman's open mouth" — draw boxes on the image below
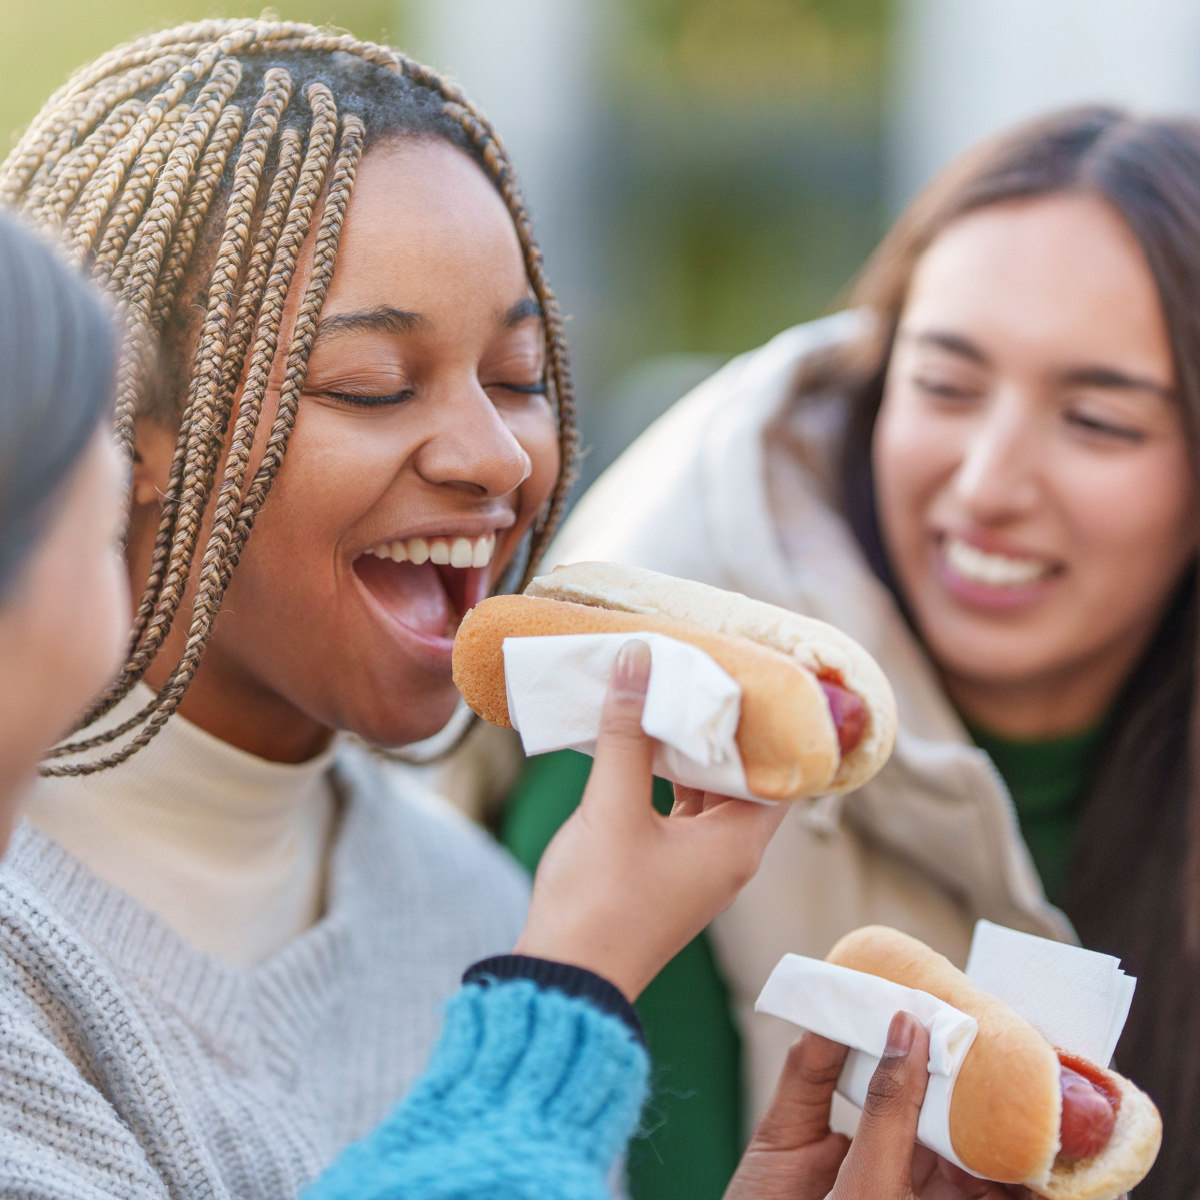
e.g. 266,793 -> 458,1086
353,531 -> 500,652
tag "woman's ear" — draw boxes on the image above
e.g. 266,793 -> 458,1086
130,417 -> 176,509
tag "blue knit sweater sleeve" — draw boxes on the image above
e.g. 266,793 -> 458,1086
303,978 -> 650,1200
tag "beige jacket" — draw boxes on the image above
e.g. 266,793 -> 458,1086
541,315 -> 1074,1122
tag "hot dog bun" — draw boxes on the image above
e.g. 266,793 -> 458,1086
455,593 -> 841,798
451,561 -> 896,800
827,926 -> 1162,1200
526,562 -> 897,793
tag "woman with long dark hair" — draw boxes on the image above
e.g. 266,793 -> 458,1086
511,106 -> 1200,1200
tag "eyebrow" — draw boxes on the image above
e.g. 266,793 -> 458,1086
504,297 -> 543,327
909,329 -> 990,365
315,305 -> 431,341
1056,365 -> 1174,399
313,298 -> 542,342
908,328 -> 1173,398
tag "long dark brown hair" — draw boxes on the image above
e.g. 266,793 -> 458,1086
812,107 -> 1200,1199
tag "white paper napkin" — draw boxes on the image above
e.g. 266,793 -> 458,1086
755,920 -> 1138,1176
502,632 -> 760,800
756,955 -> 978,1167
965,920 -> 1134,1066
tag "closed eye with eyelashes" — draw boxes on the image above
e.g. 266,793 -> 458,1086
492,382 -> 548,395
324,381 -> 548,408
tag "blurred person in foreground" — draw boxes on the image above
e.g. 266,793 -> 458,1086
0,30 -> 1017,1200
503,106 -> 1200,1200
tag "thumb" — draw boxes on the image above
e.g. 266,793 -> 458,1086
833,1012 -> 929,1200
581,639 -> 656,821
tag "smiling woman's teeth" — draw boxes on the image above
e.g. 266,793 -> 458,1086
366,533 -> 496,569
944,537 -> 1048,587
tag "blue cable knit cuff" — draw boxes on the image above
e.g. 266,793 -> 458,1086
304,978 -> 650,1200
463,954 -> 646,1047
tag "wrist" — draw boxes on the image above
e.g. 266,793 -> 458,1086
511,931 -> 648,1002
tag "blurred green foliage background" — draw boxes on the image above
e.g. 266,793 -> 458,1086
0,2 -> 394,145
0,0 -> 888,476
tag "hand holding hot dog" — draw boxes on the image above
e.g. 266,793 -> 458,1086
454,561 -> 899,801
513,639 -> 788,999
725,1014 -> 1029,1200
825,928 -> 1159,1199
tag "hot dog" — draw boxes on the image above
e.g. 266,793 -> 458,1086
452,561 -> 897,800
827,926 -> 1162,1200
818,673 -> 868,756
1058,1058 -> 1118,1161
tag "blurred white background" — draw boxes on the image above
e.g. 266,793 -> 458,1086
5,0 -> 1200,487
890,0 -> 1200,206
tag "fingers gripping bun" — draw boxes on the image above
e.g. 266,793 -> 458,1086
525,561 -> 897,793
453,593 -> 842,799
829,926 -> 1062,1184
827,926 -> 1162,1200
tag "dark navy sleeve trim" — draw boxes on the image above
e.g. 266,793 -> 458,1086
463,954 -> 646,1047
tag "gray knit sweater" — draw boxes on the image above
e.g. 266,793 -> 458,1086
0,744 -> 529,1199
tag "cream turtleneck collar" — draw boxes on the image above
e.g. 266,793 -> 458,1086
24,684 -> 337,968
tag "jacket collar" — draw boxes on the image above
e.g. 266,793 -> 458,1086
698,315 -> 1073,942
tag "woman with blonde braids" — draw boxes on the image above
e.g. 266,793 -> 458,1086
0,22 -> 801,1199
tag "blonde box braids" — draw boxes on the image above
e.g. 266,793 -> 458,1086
0,20 -> 578,774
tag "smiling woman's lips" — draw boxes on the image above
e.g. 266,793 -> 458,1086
933,536 -> 1063,612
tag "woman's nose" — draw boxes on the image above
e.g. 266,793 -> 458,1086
951,392 -> 1041,521
413,384 -> 533,498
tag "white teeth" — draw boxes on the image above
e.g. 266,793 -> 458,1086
944,537 -> 1048,587
362,532 -> 498,569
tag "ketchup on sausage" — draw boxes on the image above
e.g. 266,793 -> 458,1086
1058,1055 -> 1119,1161
817,673 -> 868,756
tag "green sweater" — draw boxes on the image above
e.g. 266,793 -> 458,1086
969,722 -> 1105,904
501,730 -> 1102,1200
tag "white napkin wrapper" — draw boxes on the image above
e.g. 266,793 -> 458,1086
755,920 -> 1138,1175
965,920 -> 1135,1066
756,955 -> 978,1167
502,632 -> 762,801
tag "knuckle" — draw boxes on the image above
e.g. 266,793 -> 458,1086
789,1034 -> 846,1086
729,861 -> 756,892
727,844 -> 763,890
862,1060 -> 909,1115
784,1036 -> 811,1072
599,707 -> 646,743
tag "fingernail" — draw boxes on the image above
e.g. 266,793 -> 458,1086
883,1011 -> 915,1058
613,639 -> 651,699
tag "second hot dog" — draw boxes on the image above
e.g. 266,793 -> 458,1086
826,926 -> 1161,1200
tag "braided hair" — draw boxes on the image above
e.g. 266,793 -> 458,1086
0,20 -> 578,775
